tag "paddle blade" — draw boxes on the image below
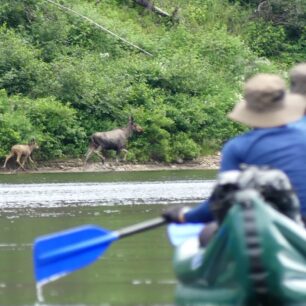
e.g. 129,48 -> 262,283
167,223 -> 205,246
34,225 -> 119,284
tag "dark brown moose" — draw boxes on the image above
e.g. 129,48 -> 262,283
84,117 -> 143,165
2,138 -> 39,170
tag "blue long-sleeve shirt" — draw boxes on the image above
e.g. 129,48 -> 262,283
185,124 -> 306,223
290,115 -> 306,130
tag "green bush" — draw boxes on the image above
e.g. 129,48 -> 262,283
0,90 -> 35,156
0,26 -> 52,96
0,90 -> 86,159
171,133 -> 200,161
0,0 -> 40,28
25,97 -> 87,159
245,21 -> 287,57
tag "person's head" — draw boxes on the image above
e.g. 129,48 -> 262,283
289,63 -> 306,96
228,73 -> 306,128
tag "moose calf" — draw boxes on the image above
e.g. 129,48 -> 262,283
84,116 -> 143,165
2,139 -> 39,170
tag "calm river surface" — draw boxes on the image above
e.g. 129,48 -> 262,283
0,170 -> 217,306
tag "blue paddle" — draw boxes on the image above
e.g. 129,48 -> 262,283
167,223 -> 205,246
33,217 -> 166,285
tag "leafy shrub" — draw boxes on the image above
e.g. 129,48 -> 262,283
171,133 -> 200,161
0,0 -> 40,28
245,21 -> 287,57
24,97 -> 87,158
0,26 -> 51,96
0,90 -> 86,160
0,90 -> 35,156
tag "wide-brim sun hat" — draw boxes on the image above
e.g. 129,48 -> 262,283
228,73 -> 306,128
290,62 -> 306,96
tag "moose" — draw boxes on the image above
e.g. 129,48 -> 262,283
2,138 -> 39,171
84,116 -> 143,165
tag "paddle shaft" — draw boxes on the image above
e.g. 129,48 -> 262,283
117,217 -> 167,238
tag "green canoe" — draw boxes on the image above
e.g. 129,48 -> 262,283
173,189 -> 306,306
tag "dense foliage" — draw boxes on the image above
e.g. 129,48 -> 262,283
0,0 -> 303,163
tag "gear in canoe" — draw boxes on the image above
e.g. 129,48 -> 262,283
173,167 -> 306,306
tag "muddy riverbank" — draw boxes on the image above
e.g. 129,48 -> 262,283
0,154 -> 220,173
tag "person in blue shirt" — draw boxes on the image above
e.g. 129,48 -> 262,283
289,63 -> 306,129
163,73 -> 306,225
290,63 -> 306,97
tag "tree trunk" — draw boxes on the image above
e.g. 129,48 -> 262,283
134,0 -> 170,17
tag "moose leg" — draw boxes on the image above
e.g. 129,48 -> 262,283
121,149 -> 128,161
84,146 -> 105,165
2,153 -> 14,168
28,156 -> 38,170
116,149 -> 128,163
93,148 -> 105,164
84,147 -> 96,165
16,154 -> 26,171
115,150 -> 121,164
21,156 -> 28,170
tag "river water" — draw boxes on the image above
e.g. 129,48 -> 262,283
0,170 -> 216,306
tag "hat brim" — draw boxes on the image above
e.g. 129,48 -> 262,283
228,93 -> 306,128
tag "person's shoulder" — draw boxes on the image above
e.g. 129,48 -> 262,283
223,128 -> 285,151
265,124 -> 306,144
225,129 -> 259,144
222,131 -> 251,151
252,125 -> 305,136
289,116 -> 306,131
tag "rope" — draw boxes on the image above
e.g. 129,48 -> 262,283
44,0 -> 153,57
